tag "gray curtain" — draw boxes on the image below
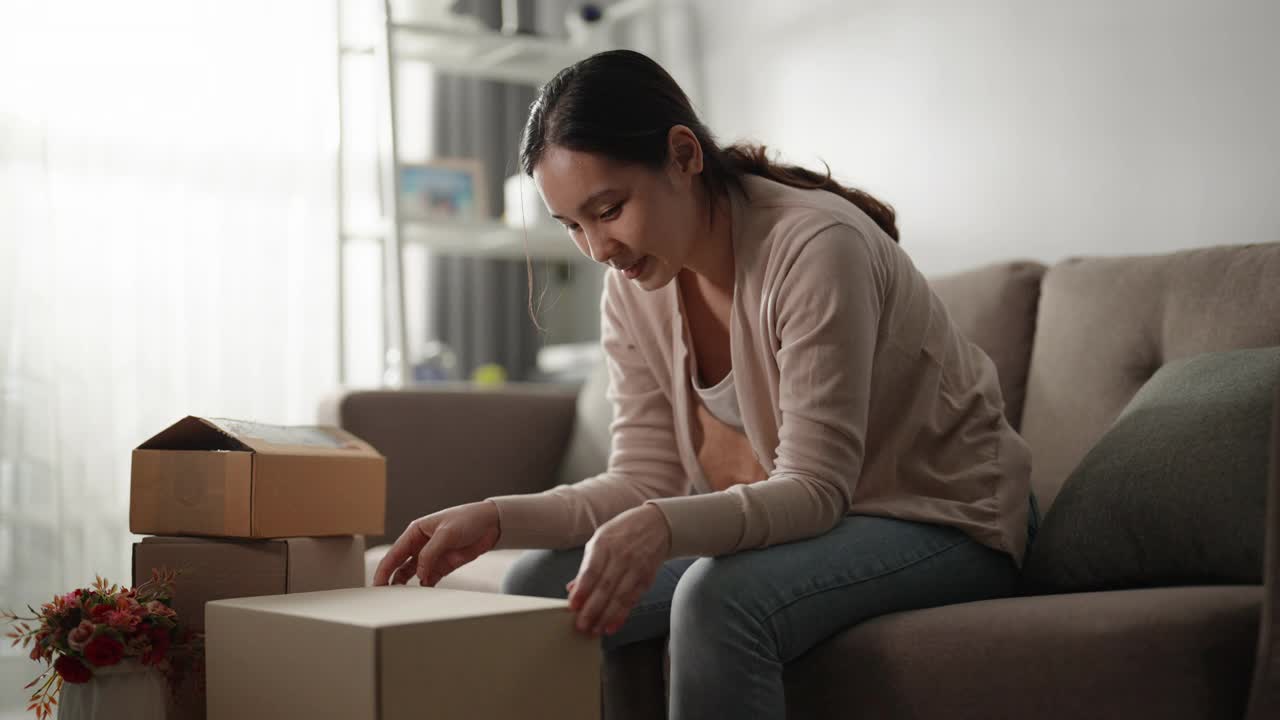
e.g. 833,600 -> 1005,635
427,0 -> 573,382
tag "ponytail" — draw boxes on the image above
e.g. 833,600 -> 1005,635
719,144 -> 899,242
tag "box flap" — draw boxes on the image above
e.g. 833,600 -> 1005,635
137,416 -> 254,452
203,417 -> 381,458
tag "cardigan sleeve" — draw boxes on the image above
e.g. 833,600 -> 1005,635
646,222 -> 886,557
488,271 -> 692,549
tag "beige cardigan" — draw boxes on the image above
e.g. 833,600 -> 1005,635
490,175 -> 1032,566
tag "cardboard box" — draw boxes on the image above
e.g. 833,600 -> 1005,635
130,416 -> 385,538
207,587 -> 601,720
131,535 -> 368,632
134,536 -> 367,720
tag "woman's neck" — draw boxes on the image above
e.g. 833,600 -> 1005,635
681,184 -> 735,294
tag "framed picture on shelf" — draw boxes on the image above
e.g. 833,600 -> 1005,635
398,159 -> 489,222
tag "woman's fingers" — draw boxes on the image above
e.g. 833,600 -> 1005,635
568,564 -> 649,635
375,504 -> 503,588
374,546 -> 409,586
391,556 -> 418,585
600,580 -> 644,635
599,596 -> 634,635
575,570 -> 620,634
567,565 -> 596,611
577,573 -> 643,635
415,526 -> 453,586
373,519 -> 432,586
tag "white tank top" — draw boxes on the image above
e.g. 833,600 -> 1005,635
692,362 -> 744,429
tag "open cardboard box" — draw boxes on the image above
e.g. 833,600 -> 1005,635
207,586 -> 600,720
130,416 -> 385,538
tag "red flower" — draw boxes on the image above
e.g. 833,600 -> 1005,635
106,610 -> 140,632
83,634 -> 124,667
54,655 -> 91,684
142,626 -> 171,666
89,604 -> 112,623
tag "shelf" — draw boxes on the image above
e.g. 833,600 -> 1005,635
335,0 -> 657,386
376,0 -> 656,86
404,220 -> 582,261
387,20 -> 594,86
344,219 -> 586,262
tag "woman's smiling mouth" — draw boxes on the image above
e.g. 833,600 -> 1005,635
621,256 -> 648,279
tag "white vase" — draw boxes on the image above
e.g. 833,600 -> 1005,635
57,659 -> 167,720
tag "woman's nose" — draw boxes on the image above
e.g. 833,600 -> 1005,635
582,230 -> 613,264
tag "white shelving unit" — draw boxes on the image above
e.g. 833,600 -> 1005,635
344,219 -> 580,262
359,18 -> 595,85
337,0 -> 652,387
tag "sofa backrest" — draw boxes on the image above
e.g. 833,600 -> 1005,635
929,261 -> 1047,431
1020,242 -> 1280,511
323,387 -> 578,547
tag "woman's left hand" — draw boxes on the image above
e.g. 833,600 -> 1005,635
567,504 -> 672,637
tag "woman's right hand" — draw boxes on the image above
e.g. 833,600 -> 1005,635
372,501 -> 502,587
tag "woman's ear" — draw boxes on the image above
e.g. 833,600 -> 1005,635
667,125 -> 704,177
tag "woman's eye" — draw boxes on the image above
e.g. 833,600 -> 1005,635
600,204 -> 622,221
563,223 -> 581,233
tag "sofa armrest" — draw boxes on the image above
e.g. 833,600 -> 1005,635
319,384 -> 578,548
1247,379 -> 1280,720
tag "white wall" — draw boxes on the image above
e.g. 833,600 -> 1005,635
690,0 -> 1280,275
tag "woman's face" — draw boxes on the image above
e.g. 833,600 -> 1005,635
532,129 -> 704,292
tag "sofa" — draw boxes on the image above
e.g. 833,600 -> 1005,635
321,242 -> 1280,719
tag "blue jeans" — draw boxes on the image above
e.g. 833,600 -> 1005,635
502,497 -> 1040,719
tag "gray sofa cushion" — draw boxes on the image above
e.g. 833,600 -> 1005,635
1022,346 -> 1280,593
607,586 -> 1262,720
783,586 -> 1261,720
1019,243 -> 1280,511
929,261 -> 1046,430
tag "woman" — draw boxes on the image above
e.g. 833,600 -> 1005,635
374,49 -> 1037,718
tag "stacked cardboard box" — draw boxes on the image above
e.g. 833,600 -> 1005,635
129,416 -> 386,719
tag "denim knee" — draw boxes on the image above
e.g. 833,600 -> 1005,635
669,558 -> 758,640
499,548 -> 580,599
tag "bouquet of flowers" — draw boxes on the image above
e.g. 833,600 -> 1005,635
3,569 -> 204,719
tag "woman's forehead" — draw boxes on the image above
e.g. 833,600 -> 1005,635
534,147 -> 639,212
536,146 -> 619,183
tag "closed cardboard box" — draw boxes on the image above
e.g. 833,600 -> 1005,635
133,536 -> 367,720
131,535 -> 367,632
130,416 -> 385,538
207,587 -> 600,720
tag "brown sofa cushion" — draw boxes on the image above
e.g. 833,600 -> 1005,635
326,387 -> 577,547
783,586 -> 1261,720
929,261 -> 1046,430
1020,243 -> 1280,511
554,357 -> 613,486
1022,347 -> 1280,593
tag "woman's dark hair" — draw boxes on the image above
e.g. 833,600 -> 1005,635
519,49 -> 899,243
